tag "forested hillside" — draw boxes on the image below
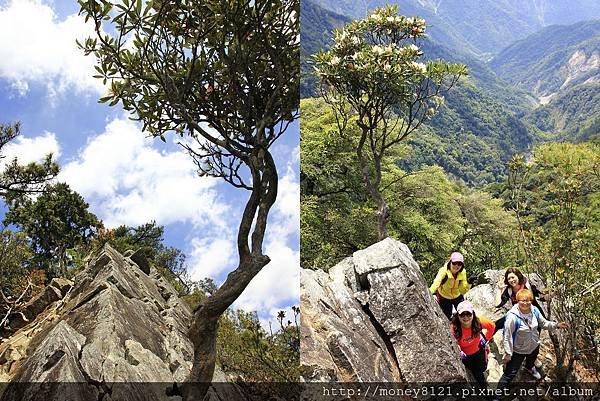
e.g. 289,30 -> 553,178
309,0 -> 600,58
491,20 -> 600,98
489,20 -> 600,142
301,0 -> 537,185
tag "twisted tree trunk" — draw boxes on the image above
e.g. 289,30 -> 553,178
184,149 -> 278,400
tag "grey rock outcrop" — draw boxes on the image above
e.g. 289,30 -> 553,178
301,238 -> 469,383
0,244 -> 248,401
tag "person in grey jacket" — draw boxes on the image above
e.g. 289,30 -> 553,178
494,289 -> 568,400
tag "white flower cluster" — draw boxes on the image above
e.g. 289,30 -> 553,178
411,61 -> 427,73
400,44 -> 421,56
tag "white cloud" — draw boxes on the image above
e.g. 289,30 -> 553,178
0,0 -> 104,98
59,117 -> 226,228
0,131 -> 60,167
269,152 -> 300,240
233,241 -> 300,313
188,236 -> 236,281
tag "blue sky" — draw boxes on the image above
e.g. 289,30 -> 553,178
0,0 -> 299,324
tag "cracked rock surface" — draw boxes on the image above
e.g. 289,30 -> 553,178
301,238 -> 469,383
1,244 -> 248,401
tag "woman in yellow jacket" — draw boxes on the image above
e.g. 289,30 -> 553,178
429,252 -> 478,319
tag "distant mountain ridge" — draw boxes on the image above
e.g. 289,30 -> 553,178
489,20 -> 600,141
491,20 -> 600,99
309,0 -> 600,58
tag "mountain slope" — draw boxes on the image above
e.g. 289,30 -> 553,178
489,20 -> 600,141
490,20 -> 600,99
525,82 -> 600,142
301,0 -> 536,185
309,0 -> 600,58
300,1 -> 350,98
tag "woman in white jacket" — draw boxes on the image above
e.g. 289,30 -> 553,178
494,289 -> 568,400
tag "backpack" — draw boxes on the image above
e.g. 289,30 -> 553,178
504,307 -> 540,343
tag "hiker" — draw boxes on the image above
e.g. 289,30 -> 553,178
451,301 -> 495,387
493,289 -> 568,400
494,267 -> 546,334
430,252 -> 478,319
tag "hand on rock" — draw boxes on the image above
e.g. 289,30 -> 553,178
460,351 -> 467,362
557,322 -> 569,330
503,354 -> 511,365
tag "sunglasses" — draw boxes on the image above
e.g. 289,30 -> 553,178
459,312 -> 472,317
451,261 -> 464,266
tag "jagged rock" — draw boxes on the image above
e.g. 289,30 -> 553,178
21,286 -> 62,322
301,238 -> 469,383
301,260 -> 398,381
129,248 -> 151,275
49,278 -> 74,298
0,244 -> 249,401
353,238 -> 468,383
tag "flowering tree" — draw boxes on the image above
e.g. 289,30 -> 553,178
313,5 -> 467,240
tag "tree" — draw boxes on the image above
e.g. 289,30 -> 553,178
301,98 -> 517,277
0,228 -> 33,298
313,5 -> 467,240
301,98 -> 377,269
78,0 -> 299,393
0,122 -> 59,201
506,142 -> 600,380
217,307 -> 300,386
4,183 -> 102,277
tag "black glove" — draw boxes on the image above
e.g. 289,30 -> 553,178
467,272 -> 479,285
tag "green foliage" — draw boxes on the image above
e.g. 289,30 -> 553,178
313,5 -> 467,239
504,142 -> 600,378
313,5 -> 467,121
402,80 -> 534,185
300,98 -> 377,268
96,221 -> 164,260
78,0 -> 299,165
0,229 -> 33,298
525,82 -> 600,142
0,122 -> 59,201
301,99 -> 518,278
217,307 -> 300,386
4,183 -> 102,277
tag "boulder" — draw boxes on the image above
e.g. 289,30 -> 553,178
20,286 -> 62,323
49,278 -> 74,298
301,238 -> 469,383
301,260 -> 399,382
129,248 -> 151,275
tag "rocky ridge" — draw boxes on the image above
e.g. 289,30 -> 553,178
0,243 -> 247,401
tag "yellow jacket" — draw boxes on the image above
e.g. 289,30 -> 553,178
429,264 -> 471,299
